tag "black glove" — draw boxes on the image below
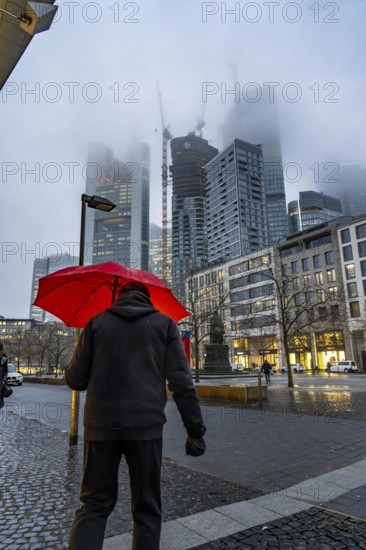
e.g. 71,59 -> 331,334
185,436 -> 206,457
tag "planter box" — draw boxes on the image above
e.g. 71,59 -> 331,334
167,384 -> 267,402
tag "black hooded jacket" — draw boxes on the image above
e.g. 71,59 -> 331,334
65,291 -> 205,441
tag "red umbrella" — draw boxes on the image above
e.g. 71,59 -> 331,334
34,262 -> 189,327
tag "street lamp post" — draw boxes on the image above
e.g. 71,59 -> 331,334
69,193 -> 116,446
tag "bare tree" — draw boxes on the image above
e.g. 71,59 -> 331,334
258,263 -> 344,388
183,275 -> 230,382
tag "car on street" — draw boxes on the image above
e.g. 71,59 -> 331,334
281,363 -> 305,373
6,363 -> 23,386
330,361 -> 358,373
231,363 -> 245,372
255,364 -> 278,373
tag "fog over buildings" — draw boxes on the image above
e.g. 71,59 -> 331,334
1,0 -> 366,316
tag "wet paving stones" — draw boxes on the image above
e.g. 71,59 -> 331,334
193,508 -> 366,549
0,413 -> 262,549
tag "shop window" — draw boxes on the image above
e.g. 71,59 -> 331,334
350,301 -> 360,318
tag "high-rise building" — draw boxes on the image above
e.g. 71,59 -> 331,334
206,139 -> 268,264
170,133 -> 218,299
221,97 -> 288,243
30,253 -> 78,321
149,223 -> 172,287
288,191 -> 343,234
317,162 -> 366,217
85,143 -> 150,270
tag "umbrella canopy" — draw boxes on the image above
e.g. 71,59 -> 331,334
34,262 -> 189,327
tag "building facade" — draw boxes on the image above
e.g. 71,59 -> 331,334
149,223 -> 172,287
337,215 -> 366,367
85,142 -> 150,270
206,139 -> 268,265
189,216 -> 366,371
221,97 -> 288,244
288,191 -> 343,234
170,133 -> 218,299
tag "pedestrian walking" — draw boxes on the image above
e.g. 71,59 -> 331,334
65,282 -> 206,550
0,341 -> 9,410
261,358 -> 272,384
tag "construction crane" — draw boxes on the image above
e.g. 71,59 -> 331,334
156,82 -> 172,284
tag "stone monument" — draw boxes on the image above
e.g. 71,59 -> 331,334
203,312 -> 231,373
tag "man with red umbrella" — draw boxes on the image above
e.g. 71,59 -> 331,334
65,282 -> 206,550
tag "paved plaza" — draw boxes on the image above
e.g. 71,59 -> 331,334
1,380 -> 366,548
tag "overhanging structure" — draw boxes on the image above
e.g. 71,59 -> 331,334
0,0 -> 58,90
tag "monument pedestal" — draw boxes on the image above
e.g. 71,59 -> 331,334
203,343 -> 232,373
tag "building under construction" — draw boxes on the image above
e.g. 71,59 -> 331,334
170,133 -> 218,300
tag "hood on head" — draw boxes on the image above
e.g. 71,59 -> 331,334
107,290 -> 159,320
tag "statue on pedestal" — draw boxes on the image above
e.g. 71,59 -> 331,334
203,312 -> 231,373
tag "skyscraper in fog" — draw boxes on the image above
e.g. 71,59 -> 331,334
85,143 -> 150,270
149,223 -> 172,287
206,139 -> 268,264
30,253 -> 78,321
221,96 -> 288,243
288,191 -> 343,234
317,162 -> 366,217
170,133 -> 218,299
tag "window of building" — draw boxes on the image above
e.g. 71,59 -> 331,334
343,246 -> 353,262
363,279 -> 366,296
356,223 -> 366,239
340,228 -> 351,243
328,286 -> 338,298
281,264 -> 288,276
302,258 -> 309,271
313,255 -> 321,268
325,251 -> 334,265
345,263 -> 355,280
360,260 -> 366,277
293,277 -> 300,290
331,304 -> 339,317
318,306 -> 327,319
294,293 -> 301,306
218,269 -> 224,281
350,301 -> 360,318
326,269 -> 336,283
303,274 -> 311,287
358,241 -> 366,258
314,272 -> 323,285
291,261 -> 298,274
317,289 -> 326,303
347,282 -> 358,299
305,291 -> 312,305
199,276 -> 204,286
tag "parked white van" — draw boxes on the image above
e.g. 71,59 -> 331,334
330,361 -> 358,373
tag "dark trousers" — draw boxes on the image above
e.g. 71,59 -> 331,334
69,438 -> 162,550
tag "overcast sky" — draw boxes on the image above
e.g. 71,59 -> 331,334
1,0 -> 365,318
